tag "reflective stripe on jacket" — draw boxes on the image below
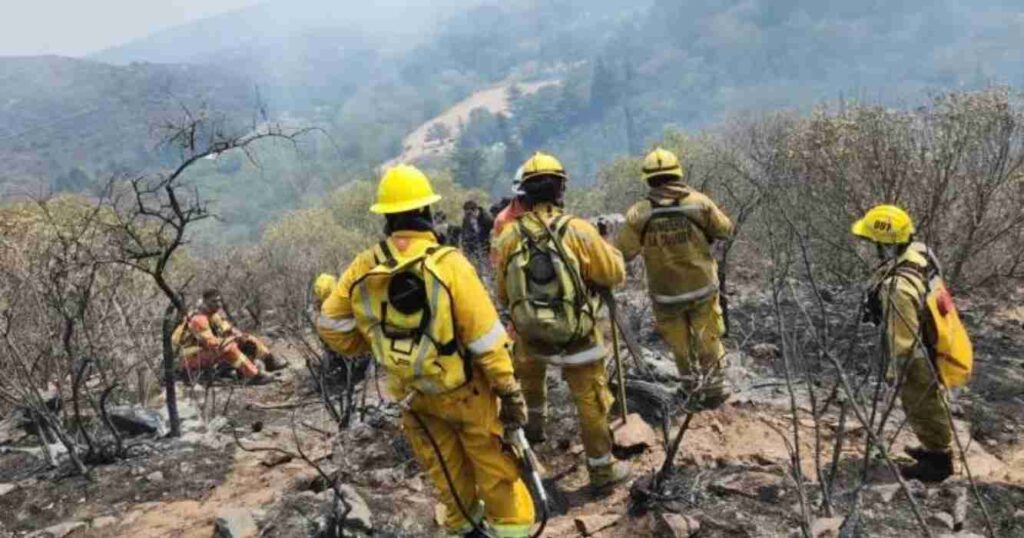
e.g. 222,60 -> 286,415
318,230 -> 518,397
616,182 -> 732,305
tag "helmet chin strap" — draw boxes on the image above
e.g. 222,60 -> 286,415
876,243 -> 897,261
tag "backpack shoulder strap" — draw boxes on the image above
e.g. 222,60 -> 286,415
553,214 -> 574,239
372,240 -> 398,268
890,263 -> 929,309
425,245 -> 457,264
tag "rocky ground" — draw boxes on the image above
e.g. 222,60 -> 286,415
1,283 -> 1023,538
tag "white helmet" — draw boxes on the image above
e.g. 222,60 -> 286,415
511,165 -> 525,195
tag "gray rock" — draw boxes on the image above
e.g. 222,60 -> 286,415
324,485 -> 372,532
215,508 -> 258,538
206,416 -> 230,432
871,483 -> 901,503
749,343 -> 780,362
573,514 -> 618,536
811,517 -> 843,537
366,468 -> 400,488
26,521 -> 87,538
656,513 -> 701,537
145,471 -> 164,483
107,406 -> 167,437
611,413 -> 659,452
0,483 -> 16,497
928,512 -> 955,530
711,471 -> 786,502
90,516 -> 117,529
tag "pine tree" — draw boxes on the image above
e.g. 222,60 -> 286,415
451,134 -> 486,189
590,57 -> 620,117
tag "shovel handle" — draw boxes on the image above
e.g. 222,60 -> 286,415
610,321 -> 628,424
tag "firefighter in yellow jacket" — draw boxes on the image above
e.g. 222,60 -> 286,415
852,205 -> 954,482
317,165 -> 534,537
616,148 -> 734,408
493,152 -> 632,490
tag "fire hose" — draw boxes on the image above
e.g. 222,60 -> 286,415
402,395 -> 549,538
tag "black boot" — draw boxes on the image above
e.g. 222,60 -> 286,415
900,449 -> 953,483
262,353 -> 289,372
905,445 -> 928,460
524,412 -> 546,444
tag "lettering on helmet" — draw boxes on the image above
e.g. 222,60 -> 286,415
873,220 -> 893,232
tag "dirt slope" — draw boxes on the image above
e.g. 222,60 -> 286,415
3,284 -> 1024,537
387,80 -> 557,167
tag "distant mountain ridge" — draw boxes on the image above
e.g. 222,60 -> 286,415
90,0 -> 475,66
0,55 -> 254,194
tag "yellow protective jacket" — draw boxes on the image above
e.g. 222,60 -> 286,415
318,230 -> 518,398
616,182 -> 733,305
874,242 -> 932,364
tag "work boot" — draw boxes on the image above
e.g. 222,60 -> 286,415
262,353 -> 289,372
588,459 -> 633,491
899,449 -> 953,483
524,412 -> 546,444
905,445 -> 928,460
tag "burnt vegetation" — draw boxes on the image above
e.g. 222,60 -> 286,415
1,87 -> 1023,536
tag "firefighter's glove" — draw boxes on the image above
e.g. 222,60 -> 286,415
860,292 -> 882,326
497,388 -> 528,431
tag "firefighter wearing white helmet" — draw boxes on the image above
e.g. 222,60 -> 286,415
616,147 -> 734,409
318,164 -> 535,536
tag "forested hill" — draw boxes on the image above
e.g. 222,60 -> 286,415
2,0 -> 1024,239
0,56 -> 254,195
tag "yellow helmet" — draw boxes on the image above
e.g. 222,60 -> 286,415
520,152 -> 567,183
642,147 -> 684,182
851,204 -> 915,244
313,273 -> 337,302
370,164 -> 442,214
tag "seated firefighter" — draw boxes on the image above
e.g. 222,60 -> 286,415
174,289 -> 285,384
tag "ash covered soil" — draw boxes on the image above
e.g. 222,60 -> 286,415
2,281 -> 1023,538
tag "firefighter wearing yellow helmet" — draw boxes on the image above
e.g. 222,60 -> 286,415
317,165 -> 535,536
493,152 -> 633,490
615,147 -> 734,409
852,204 -> 970,483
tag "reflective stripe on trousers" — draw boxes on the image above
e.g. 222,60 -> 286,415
535,344 -> 605,366
652,282 -> 718,305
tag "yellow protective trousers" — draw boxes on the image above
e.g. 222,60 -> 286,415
653,294 -> 727,399
897,354 -> 953,451
401,373 -> 535,537
513,338 -> 615,462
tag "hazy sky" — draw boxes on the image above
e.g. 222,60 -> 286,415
0,0 -> 259,57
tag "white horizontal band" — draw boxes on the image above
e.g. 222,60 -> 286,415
537,345 -> 605,366
466,321 -> 506,355
318,315 -> 357,333
652,282 -> 718,305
